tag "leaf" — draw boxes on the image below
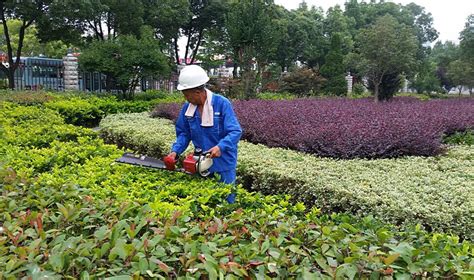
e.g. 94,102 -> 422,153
104,276 -> 132,280
56,203 -> 69,219
322,226 -> 331,235
204,261 -> 218,280
109,239 -> 129,261
139,258 -> 148,273
153,259 -> 171,273
267,263 -> 278,273
336,264 -> 358,280
383,253 -> 400,265
261,239 -> 270,254
48,253 -> 64,272
80,271 -> 90,280
218,236 -> 235,246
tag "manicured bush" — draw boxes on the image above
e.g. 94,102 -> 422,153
0,103 -> 96,148
0,104 -> 297,218
101,113 -> 474,239
152,97 -> 474,159
0,91 -> 57,105
1,90 -> 184,127
1,103 -> 472,278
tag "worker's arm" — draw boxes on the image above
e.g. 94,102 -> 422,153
217,99 -> 242,153
171,105 -> 191,155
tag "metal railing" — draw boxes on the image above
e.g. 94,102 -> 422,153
10,61 -> 65,91
2,57 -> 176,93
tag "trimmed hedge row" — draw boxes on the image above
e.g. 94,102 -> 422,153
152,97 -> 474,159
1,105 -> 473,278
0,104 -> 292,218
0,90 -> 184,127
100,113 -> 474,240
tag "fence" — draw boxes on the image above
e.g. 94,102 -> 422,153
7,57 -> 65,91
78,72 -> 176,93
3,56 -> 176,93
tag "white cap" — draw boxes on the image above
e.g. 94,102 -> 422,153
177,65 -> 210,91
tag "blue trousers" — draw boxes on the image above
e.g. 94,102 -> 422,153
215,170 -> 236,185
211,170 -> 237,203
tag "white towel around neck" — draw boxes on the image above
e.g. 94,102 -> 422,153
184,89 -> 214,127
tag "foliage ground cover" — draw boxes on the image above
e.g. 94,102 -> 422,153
100,113 -> 474,240
0,102 -> 473,278
152,97 -> 474,159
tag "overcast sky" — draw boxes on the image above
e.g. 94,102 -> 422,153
274,0 -> 474,43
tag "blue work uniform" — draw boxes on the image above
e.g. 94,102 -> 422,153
171,93 -> 242,184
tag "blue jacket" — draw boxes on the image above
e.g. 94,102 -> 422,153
171,93 -> 242,173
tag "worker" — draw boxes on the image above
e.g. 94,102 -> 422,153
164,65 -> 242,203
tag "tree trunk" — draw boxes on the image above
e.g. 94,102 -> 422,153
105,74 -> 113,92
242,69 -> 256,100
374,83 -> 380,102
7,69 -> 15,90
232,62 -> 238,78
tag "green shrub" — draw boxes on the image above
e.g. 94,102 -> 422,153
99,113 -> 474,239
280,67 -> 326,96
1,103 -> 472,278
0,91 -> 57,105
1,170 -> 472,279
444,130 -> 474,145
256,91 -> 298,100
352,83 -> 366,96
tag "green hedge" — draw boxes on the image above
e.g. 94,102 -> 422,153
1,104 -> 473,278
99,113 -> 474,240
0,91 -> 184,127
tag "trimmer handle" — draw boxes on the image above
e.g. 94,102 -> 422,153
163,154 -> 178,170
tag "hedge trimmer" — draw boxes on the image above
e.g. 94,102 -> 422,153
115,148 -> 213,177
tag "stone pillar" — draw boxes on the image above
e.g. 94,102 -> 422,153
345,72 -> 353,94
402,77 -> 408,93
63,49 -> 79,91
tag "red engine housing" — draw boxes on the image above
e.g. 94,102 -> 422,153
183,154 -> 197,174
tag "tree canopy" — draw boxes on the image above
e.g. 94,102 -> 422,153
4,0 -> 470,98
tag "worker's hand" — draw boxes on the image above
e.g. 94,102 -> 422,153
207,146 -> 221,158
163,152 -> 178,170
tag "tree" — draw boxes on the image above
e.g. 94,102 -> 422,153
344,1 -> 438,96
0,0 -> 51,89
355,15 -> 418,101
447,60 -> 474,95
430,41 -> 459,92
459,15 -> 474,65
294,3 -> 326,68
0,19 -> 70,58
143,0 -> 190,64
448,14 -> 474,95
224,0 -> 278,99
40,0 -> 146,43
79,27 -> 170,99
320,33 -> 347,96
178,0 -> 229,65
324,5 -> 354,55
410,60 -> 441,94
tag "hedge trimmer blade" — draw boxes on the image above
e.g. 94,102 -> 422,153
115,151 -> 213,177
115,152 -> 168,170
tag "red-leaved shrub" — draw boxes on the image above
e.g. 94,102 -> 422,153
151,97 -> 474,159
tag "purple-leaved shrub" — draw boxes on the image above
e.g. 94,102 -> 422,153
151,97 -> 474,159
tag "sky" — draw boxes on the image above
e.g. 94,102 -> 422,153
274,0 -> 474,43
